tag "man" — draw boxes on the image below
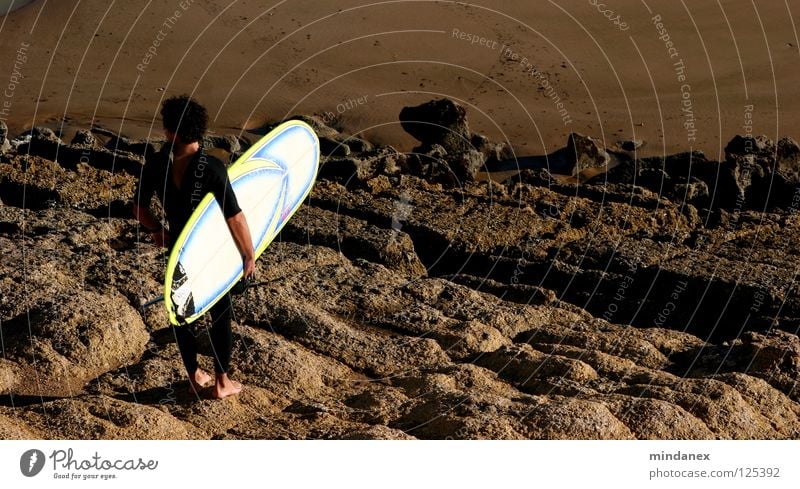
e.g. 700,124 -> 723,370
132,95 -> 254,399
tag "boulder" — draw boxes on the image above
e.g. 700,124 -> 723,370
399,98 -> 471,154
565,132 -> 610,176
725,134 -> 774,159
1,290 -> 149,397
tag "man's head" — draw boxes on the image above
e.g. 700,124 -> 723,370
160,95 -> 208,144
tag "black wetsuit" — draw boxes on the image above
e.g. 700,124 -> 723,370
133,143 -> 241,374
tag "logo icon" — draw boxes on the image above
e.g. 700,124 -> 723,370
20,449 -> 45,477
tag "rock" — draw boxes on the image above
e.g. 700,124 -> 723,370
399,98 -> 471,154
447,149 -> 485,184
340,136 -> 372,153
318,156 -> 377,186
616,378 -> 795,438
725,134 -> 774,159
405,145 -> 484,187
204,134 -> 242,154
282,205 -> 427,277
669,177 -> 710,207
476,344 -> 599,395
601,395 -> 713,439
566,132 -> 610,176
0,359 -> 19,394
319,136 -> 351,157
70,129 -> 96,147
725,330 -> 800,401
365,175 -> 392,194
1,290 -> 149,397
0,154 -> 136,212
28,126 -> 60,142
523,398 -> 635,439
618,139 -> 644,151
777,136 -> 800,173
0,413 -> 41,439
242,293 -> 451,378
471,133 -> 513,164
1,396 -> 202,439
503,168 -> 552,187
233,326 -> 354,398
713,372 -> 800,437
0,120 -> 10,153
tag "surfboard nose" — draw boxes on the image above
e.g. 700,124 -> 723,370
252,123 -> 320,212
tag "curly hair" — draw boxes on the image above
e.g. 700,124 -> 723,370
160,95 -> 208,143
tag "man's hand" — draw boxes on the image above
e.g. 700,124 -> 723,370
151,228 -> 169,248
133,203 -> 170,248
242,255 -> 256,279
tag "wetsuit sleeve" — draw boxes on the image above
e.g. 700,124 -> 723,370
209,160 -> 241,219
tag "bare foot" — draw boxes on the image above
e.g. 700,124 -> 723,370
189,368 -> 213,394
213,373 -> 243,399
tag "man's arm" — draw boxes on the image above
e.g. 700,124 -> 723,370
132,203 -> 169,247
226,210 -> 255,279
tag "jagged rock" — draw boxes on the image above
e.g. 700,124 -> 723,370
777,136 -> 800,172
71,129 -> 96,147
405,145 -> 484,187
0,154 -> 135,212
283,204 -> 427,277
447,149 -> 485,184
399,98 -> 471,154
669,177 -> 710,207
725,134 -> 774,159
566,132 -> 610,176
503,168 -> 552,187
27,126 -> 60,142
0,359 -> 18,394
471,133 -> 513,164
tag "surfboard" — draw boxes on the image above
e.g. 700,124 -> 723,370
163,120 -> 320,325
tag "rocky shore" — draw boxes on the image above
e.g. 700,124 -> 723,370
1,100 -> 799,439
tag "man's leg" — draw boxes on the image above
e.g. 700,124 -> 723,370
208,293 -> 242,398
173,325 -> 212,393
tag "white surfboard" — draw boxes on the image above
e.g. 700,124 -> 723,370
164,120 -> 319,325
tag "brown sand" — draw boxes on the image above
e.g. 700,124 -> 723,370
0,0 -> 798,158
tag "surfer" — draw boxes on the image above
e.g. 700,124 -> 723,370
132,95 -> 254,399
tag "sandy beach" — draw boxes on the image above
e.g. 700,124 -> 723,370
0,0 -> 798,158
